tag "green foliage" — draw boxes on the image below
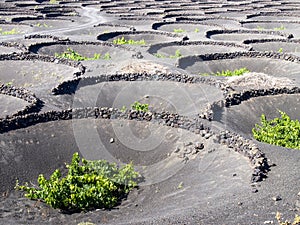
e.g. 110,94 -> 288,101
274,25 -> 285,31
55,48 -> 111,61
35,22 -> 51,28
131,101 -> 149,112
120,106 -> 127,112
252,111 -> 300,150
173,28 -> 185,33
200,67 -> 250,77
0,28 -> 20,35
49,0 -> 58,4
16,152 -> 139,211
154,49 -> 182,59
278,48 -> 283,53
276,212 -> 300,225
194,28 -> 200,33
112,37 -> 146,45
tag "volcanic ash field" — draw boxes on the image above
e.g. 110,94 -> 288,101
0,0 -> 300,224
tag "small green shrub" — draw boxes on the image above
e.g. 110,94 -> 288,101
173,28 -> 185,33
200,67 -> 250,77
55,48 -> 111,61
278,48 -> 283,53
274,25 -> 285,31
252,111 -> 300,150
112,37 -> 146,45
16,152 -> 139,211
0,28 -> 20,35
131,101 -> 149,112
154,49 -> 182,59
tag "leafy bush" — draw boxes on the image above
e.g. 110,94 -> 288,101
200,67 -> 250,77
173,28 -> 185,33
0,28 -> 20,35
112,37 -> 146,45
131,101 -> 149,112
154,49 -> 182,59
55,48 -> 111,61
16,153 -> 139,211
252,111 -> 300,150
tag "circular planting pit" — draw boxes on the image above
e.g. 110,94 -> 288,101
0,94 -> 30,118
206,29 -> 290,43
241,21 -> 300,38
0,23 -> 34,38
97,31 -> 183,46
245,39 -> 300,57
0,110 -> 254,225
62,23 -> 131,41
178,52 -> 300,85
213,93 -> 300,140
147,41 -> 250,59
0,117 -> 206,193
0,54 -> 82,92
28,41 -> 135,62
60,79 -> 224,117
152,21 -> 221,40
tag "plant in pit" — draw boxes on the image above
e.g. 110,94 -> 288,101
276,212 -> 300,225
274,24 -> 285,31
0,27 -> 20,35
131,101 -> 149,112
16,152 -> 139,211
252,110 -> 300,150
55,48 -> 111,61
200,67 -> 250,77
112,37 -> 146,45
154,49 -> 182,59
173,28 -> 186,33
35,22 -> 51,28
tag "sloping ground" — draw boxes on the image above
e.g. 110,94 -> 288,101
0,0 -> 299,225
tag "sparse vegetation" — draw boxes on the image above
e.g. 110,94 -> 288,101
0,27 -> 20,35
35,22 -> 51,28
154,49 -> 182,59
131,101 -> 149,112
200,67 -> 250,77
278,48 -> 283,53
173,28 -> 185,33
16,152 -> 139,212
194,28 -> 200,33
55,48 -> 111,61
252,110 -> 300,150
274,25 -> 285,31
112,37 -> 146,45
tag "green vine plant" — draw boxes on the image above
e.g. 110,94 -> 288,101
55,48 -> 111,61
131,101 -> 149,112
252,110 -> 300,150
0,27 -> 20,35
16,152 -> 139,212
154,49 -> 182,59
274,25 -> 285,31
200,67 -> 250,77
112,37 -> 146,45
173,28 -> 186,33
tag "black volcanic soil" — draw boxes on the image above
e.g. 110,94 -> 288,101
0,0 -> 300,225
